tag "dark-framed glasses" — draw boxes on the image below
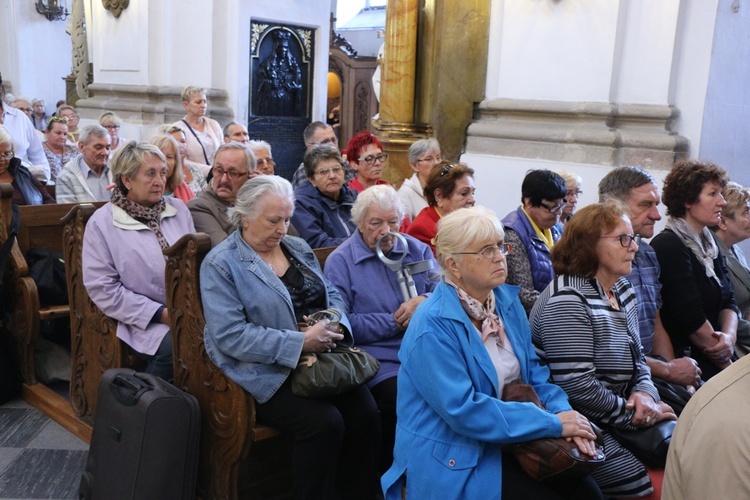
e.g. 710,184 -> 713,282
541,201 -> 568,214
103,125 -> 120,130
0,150 -> 15,160
453,243 -> 512,259
212,167 -> 246,180
600,233 -> 639,248
358,152 -> 388,165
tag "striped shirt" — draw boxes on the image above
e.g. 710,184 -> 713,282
530,274 -> 659,428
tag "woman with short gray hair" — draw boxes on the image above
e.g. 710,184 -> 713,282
398,138 -> 442,220
292,143 -> 359,248
83,141 -> 195,380
325,185 -> 438,473
172,86 -> 222,176
201,175 -> 381,499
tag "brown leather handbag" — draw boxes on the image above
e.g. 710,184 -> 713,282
502,380 -> 606,482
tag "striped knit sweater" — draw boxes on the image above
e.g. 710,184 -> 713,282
530,274 -> 659,429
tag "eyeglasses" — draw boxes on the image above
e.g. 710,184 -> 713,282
16,107 -> 31,113
357,153 -> 388,165
453,243 -> 512,259
314,165 -> 344,177
103,125 -> 120,130
540,201 -> 568,214
0,151 -> 15,160
318,137 -> 338,145
600,233 -> 639,248
566,190 -> 583,198
257,158 -> 275,167
417,155 -> 442,164
212,167 -> 247,180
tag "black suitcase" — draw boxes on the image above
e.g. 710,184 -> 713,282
79,369 -> 201,500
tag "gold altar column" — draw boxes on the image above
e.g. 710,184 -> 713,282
375,0 -> 430,186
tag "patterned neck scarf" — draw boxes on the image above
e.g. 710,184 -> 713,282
445,277 -> 506,345
665,216 -> 720,286
110,186 -> 170,254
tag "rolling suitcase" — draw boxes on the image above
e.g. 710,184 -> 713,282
79,368 -> 201,500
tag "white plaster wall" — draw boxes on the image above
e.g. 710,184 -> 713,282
234,0 -> 332,123
84,0 -> 330,124
698,0 -> 750,187
669,0 -> 720,158
0,0 -> 70,109
460,151 -> 671,238
611,0 -> 680,104
487,0 -> 620,102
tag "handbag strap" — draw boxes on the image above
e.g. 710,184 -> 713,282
181,119 -> 210,164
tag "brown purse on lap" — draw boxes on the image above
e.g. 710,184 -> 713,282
501,380 -> 606,481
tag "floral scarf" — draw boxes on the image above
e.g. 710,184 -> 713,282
665,216 -> 721,287
445,277 -> 507,345
110,186 -> 170,252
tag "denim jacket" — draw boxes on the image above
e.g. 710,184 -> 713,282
200,230 -> 352,403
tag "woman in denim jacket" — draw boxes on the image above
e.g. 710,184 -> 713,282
200,175 -> 381,499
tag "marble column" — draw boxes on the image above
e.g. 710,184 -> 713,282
375,0 -> 430,186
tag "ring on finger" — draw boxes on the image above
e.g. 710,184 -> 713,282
645,415 -> 651,423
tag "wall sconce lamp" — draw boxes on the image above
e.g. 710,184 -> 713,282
35,0 -> 69,22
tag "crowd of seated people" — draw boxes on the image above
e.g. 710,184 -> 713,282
10,82 -> 750,497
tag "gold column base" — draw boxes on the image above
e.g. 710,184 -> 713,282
374,121 -> 432,187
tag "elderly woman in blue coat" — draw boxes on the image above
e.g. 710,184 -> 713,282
381,206 -> 603,499
200,175 -> 381,500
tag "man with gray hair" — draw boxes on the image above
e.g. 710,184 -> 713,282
188,141 -> 257,247
599,166 -> 702,402
222,121 -> 250,144
56,124 -> 113,203
291,121 -> 354,188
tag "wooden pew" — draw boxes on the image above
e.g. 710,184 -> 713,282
0,186 -> 106,441
164,235 -> 334,499
61,203 -> 128,425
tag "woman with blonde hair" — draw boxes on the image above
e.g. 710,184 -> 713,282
171,86 -> 223,177
99,111 -> 127,155
157,123 -> 208,195
148,134 -> 195,203
384,205 -> 602,499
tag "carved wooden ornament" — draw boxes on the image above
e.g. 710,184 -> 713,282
102,0 -> 129,18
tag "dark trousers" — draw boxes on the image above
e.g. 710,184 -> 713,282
134,332 -> 173,382
369,376 -> 397,475
256,379 -> 382,500
501,451 -> 604,500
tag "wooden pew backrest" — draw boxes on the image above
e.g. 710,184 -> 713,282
62,203 -> 124,424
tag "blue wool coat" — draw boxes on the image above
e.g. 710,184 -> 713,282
381,281 -> 571,499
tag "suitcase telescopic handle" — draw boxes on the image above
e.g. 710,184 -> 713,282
110,373 -> 152,406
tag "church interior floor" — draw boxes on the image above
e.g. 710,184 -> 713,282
0,395 -> 87,500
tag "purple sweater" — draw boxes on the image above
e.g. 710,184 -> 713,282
324,231 -> 438,386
